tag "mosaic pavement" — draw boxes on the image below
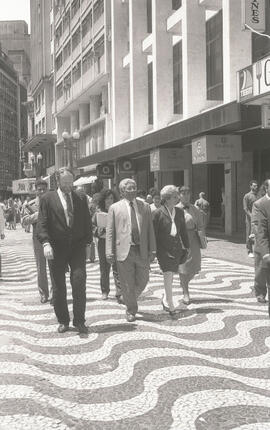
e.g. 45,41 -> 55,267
0,229 -> 270,429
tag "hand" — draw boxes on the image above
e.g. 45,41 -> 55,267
43,243 -> 54,260
0,233 -> 4,240
85,244 -> 91,260
249,233 -> 255,239
106,254 -> 115,265
149,252 -> 156,263
97,227 -> 106,237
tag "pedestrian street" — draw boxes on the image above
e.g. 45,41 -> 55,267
0,228 -> 270,430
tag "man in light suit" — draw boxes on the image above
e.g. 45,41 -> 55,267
255,179 -> 270,315
106,178 -> 156,322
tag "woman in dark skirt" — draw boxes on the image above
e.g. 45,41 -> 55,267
153,185 -> 189,316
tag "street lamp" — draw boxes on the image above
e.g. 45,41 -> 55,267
62,129 -> 80,170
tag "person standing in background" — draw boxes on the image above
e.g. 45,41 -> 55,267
243,180 -> 258,258
22,179 -> 50,304
194,192 -> 210,228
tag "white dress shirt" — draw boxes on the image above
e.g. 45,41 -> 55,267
57,188 -> 73,226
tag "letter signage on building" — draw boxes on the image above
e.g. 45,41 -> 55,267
96,163 -> 114,179
192,135 -> 242,164
150,148 -> 191,172
12,178 -> 37,195
238,54 -> 270,102
242,0 -> 266,33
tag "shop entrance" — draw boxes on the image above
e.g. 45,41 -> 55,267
208,164 -> 224,229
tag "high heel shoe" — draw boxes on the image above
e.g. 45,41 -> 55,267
183,296 -> 191,305
169,309 -> 178,319
161,295 -> 170,312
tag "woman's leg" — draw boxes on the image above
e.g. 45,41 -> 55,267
163,271 -> 175,311
179,273 -> 192,302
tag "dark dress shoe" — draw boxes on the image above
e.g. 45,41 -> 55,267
257,296 -> 267,303
116,296 -> 124,304
75,324 -> 88,334
126,312 -> 136,322
40,296 -> 48,304
57,324 -> 69,333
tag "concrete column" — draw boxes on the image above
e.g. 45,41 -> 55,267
224,161 -> 237,235
129,0 -> 148,138
182,0 -> 207,118
101,85 -> 108,115
79,104 -> 89,128
70,111 -> 79,132
222,0 -> 252,103
152,0 -> 174,128
111,0 -> 130,145
90,95 -> 101,122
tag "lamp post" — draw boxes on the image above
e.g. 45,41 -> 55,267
62,129 -> 80,171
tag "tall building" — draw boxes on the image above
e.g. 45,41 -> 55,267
23,0 -> 56,180
0,20 -> 31,87
0,49 -> 20,196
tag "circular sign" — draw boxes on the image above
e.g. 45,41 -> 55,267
102,165 -> 110,175
123,160 -> 132,171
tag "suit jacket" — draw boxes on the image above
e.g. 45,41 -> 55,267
254,195 -> 270,257
152,205 -> 189,255
36,190 -> 92,249
106,198 -> 156,262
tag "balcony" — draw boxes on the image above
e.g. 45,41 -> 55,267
56,66 -> 64,81
142,34 -> 153,53
72,44 -> 81,61
167,7 -> 183,35
72,79 -> 82,97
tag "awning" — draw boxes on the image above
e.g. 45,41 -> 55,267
73,176 -> 97,186
22,134 -> 57,152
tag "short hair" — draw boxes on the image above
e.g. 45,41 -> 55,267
152,190 -> 160,198
199,191 -> 205,198
137,189 -> 147,198
35,179 -> 48,188
179,186 -> 191,193
250,180 -> 258,187
262,179 -> 270,192
98,189 -> 118,211
160,185 -> 178,202
119,178 -> 137,195
55,167 -> 74,182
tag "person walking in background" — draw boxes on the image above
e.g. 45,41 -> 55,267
153,185 -> 189,317
21,196 -> 31,232
106,178 -> 156,322
249,179 -> 270,303
22,179 -> 51,304
37,167 -> 93,334
150,190 -> 161,213
87,193 -> 101,263
243,180 -> 258,258
194,192 -> 210,228
6,198 -> 16,230
92,189 -> 122,302
177,186 -> 205,305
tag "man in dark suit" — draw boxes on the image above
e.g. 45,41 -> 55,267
37,167 -> 92,333
255,179 -> 270,314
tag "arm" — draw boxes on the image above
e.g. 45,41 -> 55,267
251,201 -> 259,236
179,210 -> 190,249
36,196 -> 51,245
147,205 -> 156,256
106,205 -> 115,262
84,196 -> 93,245
256,205 -> 270,257
21,205 -> 38,226
243,194 -> 251,218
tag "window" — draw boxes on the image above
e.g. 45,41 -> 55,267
94,36 -> 104,73
72,27 -> 81,50
72,60 -> 81,82
63,10 -> 70,32
82,48 -> 93,73
63,40 -> 71,61
41,89 -> 44,105
148,61 -> 153,125
82,11 -> 92,38
63,73 -> 71,100
55,22 -> 63,47
56,82 -> 63,99
42,117 -> 45,132
147,0 -> 152,33
252,1 -> 270,62
71,0 -> 80,18
172,0 -> 182,9
173,41 -> 183,114
93,0 -> 104,23
55,52 -> 63,71
206,10 -> 223,100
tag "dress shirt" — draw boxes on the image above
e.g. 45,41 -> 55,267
123,198 -> 141,244
57,188 -> 73,226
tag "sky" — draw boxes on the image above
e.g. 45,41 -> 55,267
0,0 -> 30,28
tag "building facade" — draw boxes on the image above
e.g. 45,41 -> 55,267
0,50 -> 21,196
0,20 -> 31,88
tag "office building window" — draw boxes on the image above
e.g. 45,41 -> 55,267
63,10 -> 70,32
148,61 -> 153,125
173,41 -> 183,114
56,82 -> 63,99
63,40 -> 71,62
71,0 -> 80,18
64,73 -> 71,100
82,11 -> 92,38
42,117 -> 45,132
172,0 -> 182,9
55,52 -> 63,71
147,0 -> 152,33
252,0 -> 270,62
82,48 -> 94,73
93,0 -> 104,23
206,10 -> 223,100
72,60 -> 81,82
72,27 -> 81,50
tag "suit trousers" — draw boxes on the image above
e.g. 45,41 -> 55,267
246,218 -> 253,254
33,235 -> 49,299
254,251 -> 269,298
97,238 -> 121,296
117,245 -> 149,315
49,243 -> 86,326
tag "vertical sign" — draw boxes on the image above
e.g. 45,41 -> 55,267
242,0 -> 266,33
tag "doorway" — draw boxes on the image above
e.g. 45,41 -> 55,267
208,164 -> 224,228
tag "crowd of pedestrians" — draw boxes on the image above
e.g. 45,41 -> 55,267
1,172 -> 270,332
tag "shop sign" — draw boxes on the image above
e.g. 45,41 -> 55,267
192,135 -> 242,164
150,148 -> 190,172
238,65 -> 253,102
241,0 -> 266,33
118,159 -> 135,174
12,178 -> 36,194
96,163 -> 114,179
238,54 -> 270,102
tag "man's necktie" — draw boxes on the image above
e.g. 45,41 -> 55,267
130,201 -> 140,245
65,193 -> 74,227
